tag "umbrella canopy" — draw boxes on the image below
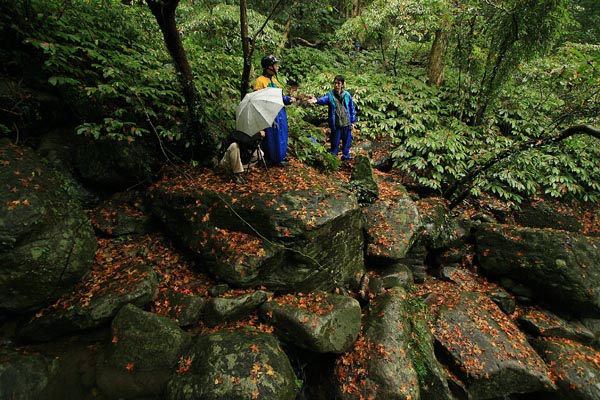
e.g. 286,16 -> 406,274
236,88 -> 284,136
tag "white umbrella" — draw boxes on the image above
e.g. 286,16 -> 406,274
236,88 -> 284,136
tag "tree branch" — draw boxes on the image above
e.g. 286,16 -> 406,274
445,125 -> 600,208
252,0 -> 285,43
239,0 -> 285,99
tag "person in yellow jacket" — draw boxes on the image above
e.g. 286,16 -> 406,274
253,55 -> 296,166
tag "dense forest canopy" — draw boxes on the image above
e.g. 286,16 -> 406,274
1,0 -> 599,208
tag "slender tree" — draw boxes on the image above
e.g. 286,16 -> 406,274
351,0 -> 362,17
426,1 -> 452,87
240,0 -> 252,99
280,0 -> 299,48
146,0 -> 217,159
239,0 -> 284,99
146,0 -> 198,120
427,28 -> 449,86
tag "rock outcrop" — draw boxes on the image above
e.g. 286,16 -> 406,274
259,290 -> 361,354
96,304 -> 192,399
3,139 -> 600,400
148,164 -> 365,293
476,223 -> 600,316
165,326 -> 298,400
0,140 -> 96,314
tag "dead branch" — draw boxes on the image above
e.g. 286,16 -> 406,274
446,125 -> 600,208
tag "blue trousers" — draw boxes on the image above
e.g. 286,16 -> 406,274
330,125 -> 352,159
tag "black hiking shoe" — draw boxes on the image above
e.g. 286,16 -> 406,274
233,173 -> 246,184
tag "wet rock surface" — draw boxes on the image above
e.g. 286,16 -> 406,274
2,141 -> 600,400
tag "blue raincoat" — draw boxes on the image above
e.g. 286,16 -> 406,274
253,74 -> 293,164
315,90 -> 357,159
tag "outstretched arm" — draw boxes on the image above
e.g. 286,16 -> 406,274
307,95 -> 329,105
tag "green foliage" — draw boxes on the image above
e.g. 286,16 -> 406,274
392,119 -> 476,194
281,46 -> 352,84
296,50 -> 447,143
484,43 -> 600,203
287,105 -> 340,171
286,39 -> 592,206
354,72 -> 445,141
566,0 -> 600,44
288,1 -> 345,42
6,0 -> 185,142
525,43 -> 600,126
186,50 -> 242,134
317,0 -> 600,206
178,3 -> 284,56
537,138 -> 600,202
176,3 -> 290,136
335,0 -> 442,72
247,0 -> 344,43
3,0 -> 600,208
329,36 -> 600,207
450,0 -> 571,124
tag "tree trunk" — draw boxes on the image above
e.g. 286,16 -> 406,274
240,0 -> 252,99
352,0 -> 361,17
279,0 -> 298,48
239,0 -> 284,99
146,0 -> 215,160
146,0 -> 198,116
427,29 -> 449,87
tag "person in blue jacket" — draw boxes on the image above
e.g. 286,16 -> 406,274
309,75 -> 357,160
253,54 -> 296,166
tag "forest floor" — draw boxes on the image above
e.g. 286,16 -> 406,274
3,141 -> 599,399
84,142 -> 600,328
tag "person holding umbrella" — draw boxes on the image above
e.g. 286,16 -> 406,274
253,54 -> 296,167
220,87 -> 285,183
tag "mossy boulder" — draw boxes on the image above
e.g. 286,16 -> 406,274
165,326 -> 298,400
148,165 -> 364,293
96,304 -> 192,399
0,140 -> 96,314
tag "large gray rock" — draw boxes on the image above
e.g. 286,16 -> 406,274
476,223 -> 600,316
0,79 -> 68,137
416,197 -> 466,249
514,199 -> 583,232
73,136 -> 160,191
333,288 -> 421,400
0,140 -> 96,314
361,180 -> 421,261
36,128 -> 98,207
148,167 -> 364,292
347,154 -> 379,204
165,326 -> 298,400
0,347 -> 59,400
259,291 -> 361,354
433,289 -> 555,399
205,290 -> 269,327
88,191 -> 155,237
532,337 -> 600,400
406,298 -> 454,400
517,307 -> 595,344
96,304 -> 192,399
17,263 -> 157,342
160,289 -> 206,328
582,317 -> 600,349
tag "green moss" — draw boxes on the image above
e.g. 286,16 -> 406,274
30,246 -> 47,260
